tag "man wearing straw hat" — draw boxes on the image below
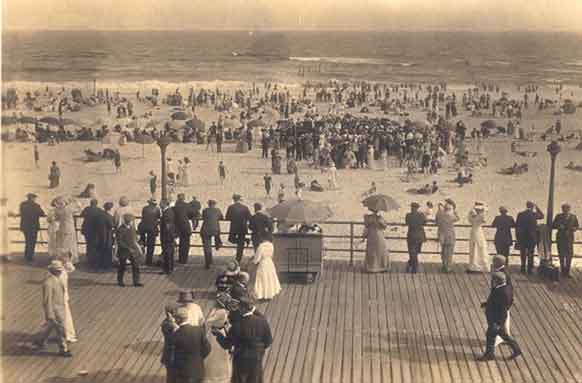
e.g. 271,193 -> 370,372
116,213 -> 143,287
435,198 -> 460,273
31,260 -> 72,357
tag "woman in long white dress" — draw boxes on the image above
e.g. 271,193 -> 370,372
367,145 -> 375,170
55,250 -> 77,343
202,309 -> 231,383
251,239 -> 281,300
46,208 -> 59,258
182,157 -> 192,186
467,202 -> 489,273
52,197 -> 80,264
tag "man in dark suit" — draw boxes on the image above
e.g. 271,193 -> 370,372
553,203 -> 579,277
174,193 -> 196,264
200,200 -> 224,269
515,201 -> 544,274
213,297 -> 273,383
171,307 -> 211,383
226,194 -> 252,263
81,199 -> 103,269
116,213 -> 143,287
249,203 -> 273,251
160,199 -> 177,275
140,198 -> 161,266
19,193 -> 45,263
190,196 -> 202,232
405,202 -> 426,273
478,272 -> 522,361
491,206 -> 516,265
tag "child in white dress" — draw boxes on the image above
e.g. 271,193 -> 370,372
251,239 -> 281,300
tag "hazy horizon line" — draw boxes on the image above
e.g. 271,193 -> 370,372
4,27 -> 582,33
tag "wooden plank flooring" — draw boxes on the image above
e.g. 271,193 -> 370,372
3,255 -> 582,383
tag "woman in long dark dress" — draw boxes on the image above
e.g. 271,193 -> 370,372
96,202 -> 115,269
362,207 -> 389,273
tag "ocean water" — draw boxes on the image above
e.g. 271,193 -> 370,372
3,30 -> 582,86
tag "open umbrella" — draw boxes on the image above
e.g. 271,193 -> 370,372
361,194 -> 400,212
171,111 -> 190,121
268,199 -> 333,224
481,120 -> 497,130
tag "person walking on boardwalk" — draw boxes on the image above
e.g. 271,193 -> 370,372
48,161 -> 60,188
31,260 -> 72,357
467,201 -> 490,274
405,202 -> 426,273
226,194 -> 252,263
116,213 -> 143,287
140,198 -> 161,266
477,272 -> 522,361
213,296 -> 273,383
491,206 -> 516,265
515,201 -> 544,274
552,203 -> 579,278
491,255 -> 513,348
19,193 -> 45,263
160,199 -> 177,275
435,198 -> 460,273
171,306 -> 212,383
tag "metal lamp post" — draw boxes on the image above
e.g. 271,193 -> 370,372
157,135 -> 172,202
542,140 -> 561,272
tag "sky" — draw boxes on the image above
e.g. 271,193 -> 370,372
3,0 -> 582,31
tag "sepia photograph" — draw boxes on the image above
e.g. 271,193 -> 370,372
1,0 -> 582,382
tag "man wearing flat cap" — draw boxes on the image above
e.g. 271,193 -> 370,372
116,213 -> 143,287
553,203 -> 579,278
515,201 -> 544,274
19,193 -> 45,263
405,202 -> 426,273
31,260 -> 72,357
478,272 -> 521,361
226,194 -> 252,263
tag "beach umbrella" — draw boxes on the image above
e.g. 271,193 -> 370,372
262,107 -> 280,121
361,194 -> 400,212
171,111 -> 190,121
267,199 -> 334,224
248,119 -> 266,128
2,116 -> 19,125
411,120 -> 428,130
481,120 -> 497,130
135,134 -> 155,144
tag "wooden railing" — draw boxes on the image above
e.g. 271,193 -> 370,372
6,216 -> 582,265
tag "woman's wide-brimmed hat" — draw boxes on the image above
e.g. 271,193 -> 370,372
177,289 -> 194,303
474,201 -> 488,211
225,260 -> 241,276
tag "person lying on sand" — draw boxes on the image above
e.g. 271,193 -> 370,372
499,162 -> 529,175
566,162 -> 582,172
361,182 -> 377,198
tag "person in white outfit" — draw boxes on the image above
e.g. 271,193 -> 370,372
176,290 -> 204,326
467,201 -> 490,273
251,239 -> 281,300
53,252 -> 77,343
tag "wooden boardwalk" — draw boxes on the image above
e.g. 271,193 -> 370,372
3,255 -> 582,383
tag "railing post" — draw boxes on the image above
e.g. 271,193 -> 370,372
350,222 -> 354,266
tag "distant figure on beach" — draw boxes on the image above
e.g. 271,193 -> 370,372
264,174 -> 272,197
148,170 -> 157,198
277,183 -> 286,203
33,144 -> 39,168
49,161 -> 60,188
182,157 -> 192,186
218,161 -> 227,185
113,150 -> 122,173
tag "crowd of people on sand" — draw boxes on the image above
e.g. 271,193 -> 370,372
8,79 -> 582,376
